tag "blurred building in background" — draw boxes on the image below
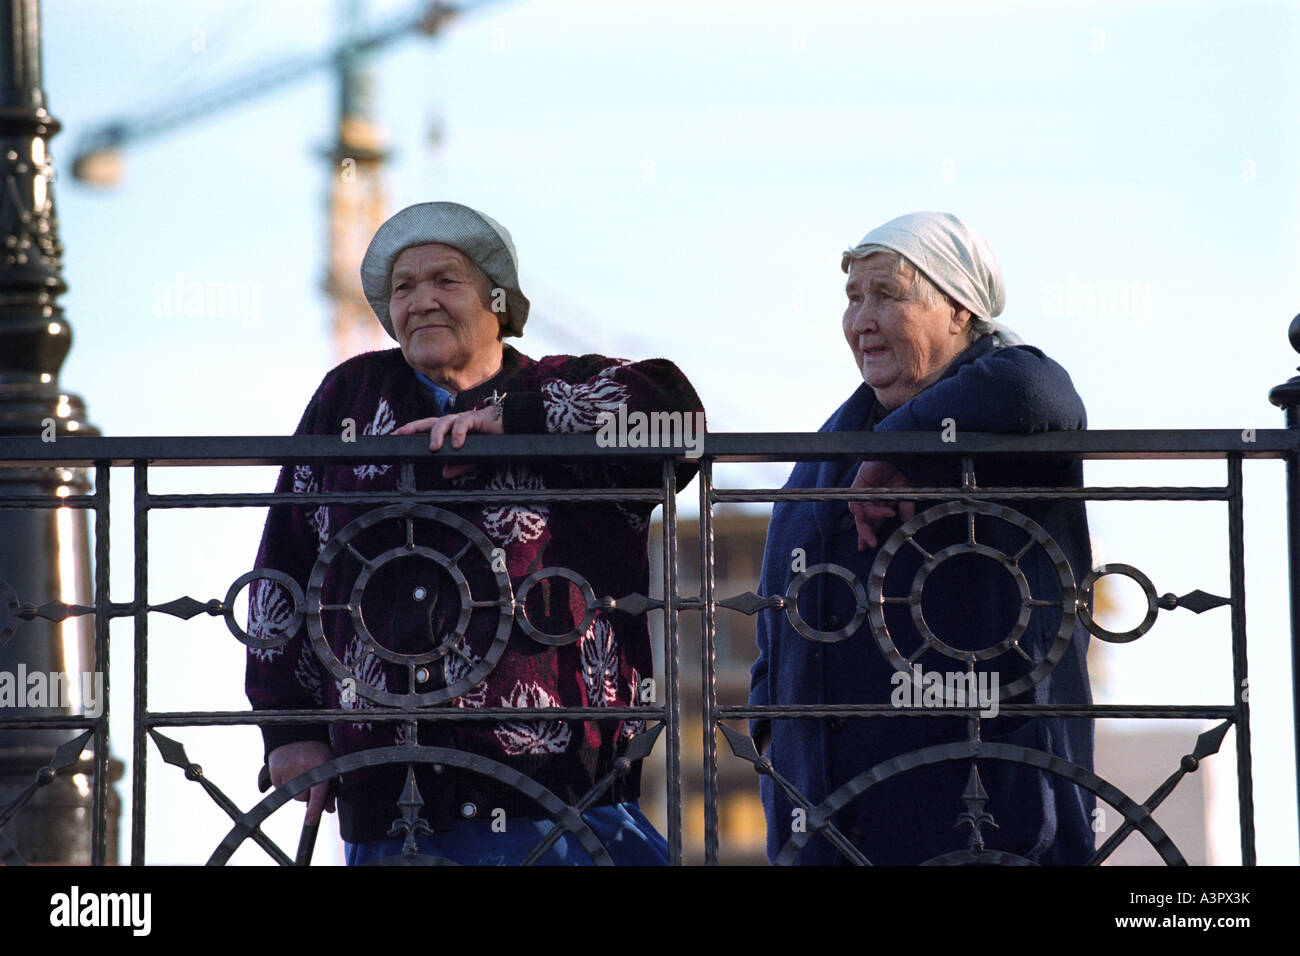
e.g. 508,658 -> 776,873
644,510 -> 771,864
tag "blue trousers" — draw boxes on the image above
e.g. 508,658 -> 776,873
345,802 -> 669,866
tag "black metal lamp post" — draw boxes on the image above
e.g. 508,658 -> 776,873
0,0 -> 119,864
1268,314 -> 1300,855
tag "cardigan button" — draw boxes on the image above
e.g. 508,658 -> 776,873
460,801 -> 478,819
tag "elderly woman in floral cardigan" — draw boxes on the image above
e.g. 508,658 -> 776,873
246,202 -> 703,865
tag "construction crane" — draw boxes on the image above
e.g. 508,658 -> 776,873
68,0 -> 500,361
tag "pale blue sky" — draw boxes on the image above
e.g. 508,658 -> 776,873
37,0 -> 1300,863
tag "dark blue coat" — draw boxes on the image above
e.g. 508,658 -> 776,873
750,336 -> 1095,865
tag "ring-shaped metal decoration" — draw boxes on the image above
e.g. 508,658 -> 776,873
867,500 -> 1078,701
204,745 -> 613,866
514,567 -> 598,647
306,504 -> 514,708
773,739 -> 1184,866
782,563 -> 870,644
222,568 -> 305,652
1077,563 -> 1159,643
0,577 -> 19,650
909,542 -> 1033,663
348,546 -> 471,666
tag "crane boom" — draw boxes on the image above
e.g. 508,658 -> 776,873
70,0 -> 467,183
67,0 -> 515,365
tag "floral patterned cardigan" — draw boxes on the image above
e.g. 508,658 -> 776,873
245,345 -> 704,841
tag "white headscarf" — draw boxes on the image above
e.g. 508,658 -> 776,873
842,211 -> 1022,346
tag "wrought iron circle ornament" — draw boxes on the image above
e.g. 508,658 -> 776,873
515,567 -> 600,647
222,569 -> 305,652
868,500 -> 1078,702
1077,563 -> 1159,643
781,563 -> 870,643
774,740 -> 1185,866
0,576 -> 18,649
306,504 -> 514,707
205,745 -> 614,866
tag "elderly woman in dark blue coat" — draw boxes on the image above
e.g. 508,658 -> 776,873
749,212 -> 1095,865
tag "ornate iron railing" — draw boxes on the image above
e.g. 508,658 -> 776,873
0,428 -> 1296,865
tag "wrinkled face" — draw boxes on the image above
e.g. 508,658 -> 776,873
842,253 -> 971,410
390,243 -> 502,388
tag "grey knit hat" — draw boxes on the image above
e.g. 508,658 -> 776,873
361,201 -> 530,338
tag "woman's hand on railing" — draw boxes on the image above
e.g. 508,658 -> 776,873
848,460 -> 915,551
395,408 -> 505,479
